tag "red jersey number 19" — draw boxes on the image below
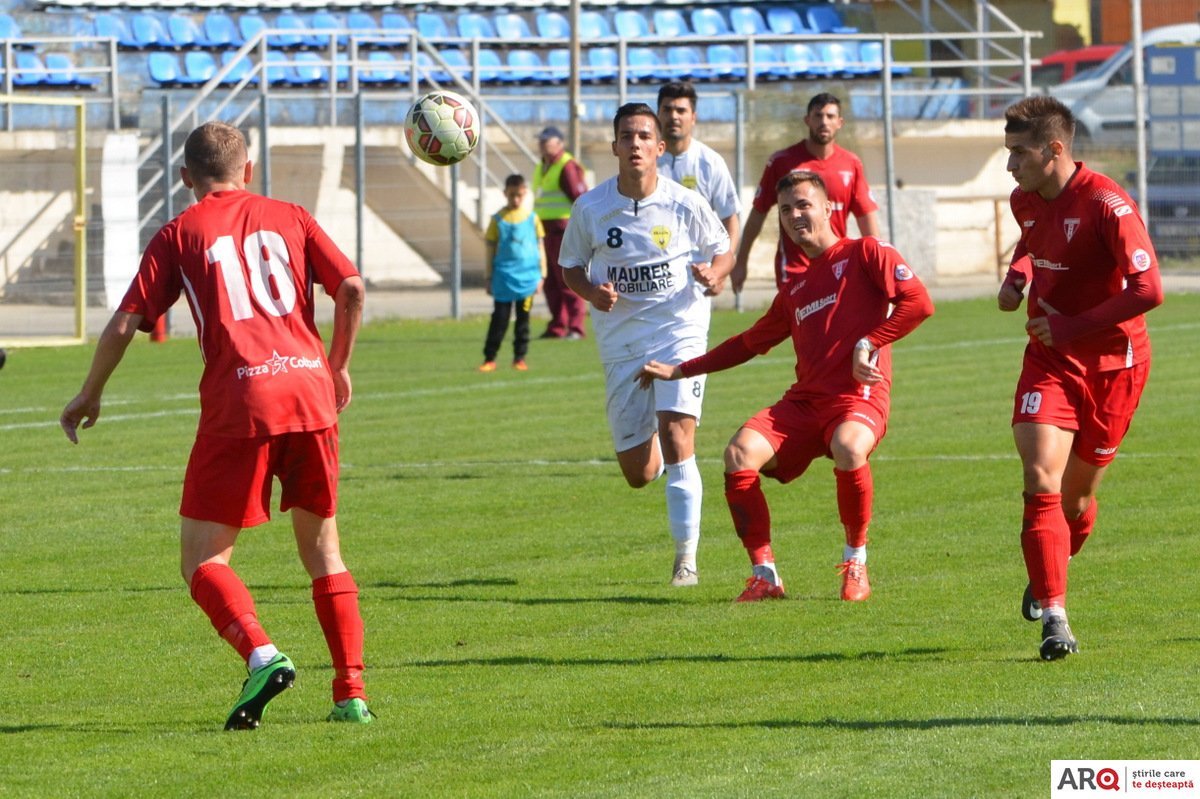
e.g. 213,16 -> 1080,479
1020,391 -> 1042,415
209,231 -> 298,321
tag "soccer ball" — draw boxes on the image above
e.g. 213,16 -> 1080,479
404,91 -> 481,166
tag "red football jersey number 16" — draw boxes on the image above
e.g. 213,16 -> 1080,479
208,231 -> 297,321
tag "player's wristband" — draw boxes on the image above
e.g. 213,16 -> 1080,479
855,337 -> 875,353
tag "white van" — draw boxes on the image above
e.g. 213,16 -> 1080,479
1047,23 -> 1200,145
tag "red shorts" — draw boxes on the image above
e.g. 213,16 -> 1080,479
180,427 -> 340,528
1012,346 -> 1149,467
744,395 -> 887,484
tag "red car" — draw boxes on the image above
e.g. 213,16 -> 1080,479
1028,44 -> 1122,87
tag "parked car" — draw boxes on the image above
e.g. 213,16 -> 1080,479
1133,156 -> 1200,257
1026,44 -> 1120,87
1048,23 -> 1200,145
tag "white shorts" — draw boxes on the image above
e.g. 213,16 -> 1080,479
603,340 -> 707,452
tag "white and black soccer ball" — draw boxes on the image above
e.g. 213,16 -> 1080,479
403,90 -> 482,167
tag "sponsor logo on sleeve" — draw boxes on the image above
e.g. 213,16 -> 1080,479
895,264 -> 914,281
1132,249 -> 1152,272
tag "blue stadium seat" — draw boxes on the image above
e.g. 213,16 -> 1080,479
690,8 -> 730,37
378,13 -> 413,48
219,51 -> 257,86
859,41 -> 913,76
729,7 -> 769,36
264,50 -> 294,85
578,11 -> 612,39
292,52 -> 329,85
457,12 -> 495,40
476,49 -> 505,83
536,11 -> 570,39
12,52 -> 47,86
499,50 -> 538,83
148,51 -> 204,86
94,13 -> 140,50
666,46 -> 710,81
46,53 -> 100,88
766,7 -> 812,35
345,12 -> 379,38
417,51 -> 451,84
238,15 -> 267,46
439,49 -> 471,81
652,10 -> 690,38
183,50 -> 217,83
613,10 -> 651,39
131,13 -> 172,50
202,13 -> 242,49
750,43 -> 787,79
494,13 -> 533,41
166,14 -> 216,50
271,13 -> 314,50
706,44 -> 745,79
586,47 -> 618,82
780,42 -> 822,77
817,41 -> 869,77
0,13 -> 23,41
415,12 -> 451,40
628,48 -> 667,82
806,6 -> 858,34
308,12 -> 347,47
546,49 -> 570,82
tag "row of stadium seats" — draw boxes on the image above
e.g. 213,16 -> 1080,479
2,50 -> 99,89
80,5 -> 857,52
145,37 -> 899,90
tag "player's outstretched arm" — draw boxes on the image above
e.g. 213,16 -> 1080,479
636,360 -> 682,390
60,311 -> 142,444
328,275 -> 365,413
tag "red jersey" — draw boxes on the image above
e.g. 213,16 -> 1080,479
751,140 -> 878,282
1009,163 -> 1158,372
684,237 -> 933,406
119,190 -> 359,438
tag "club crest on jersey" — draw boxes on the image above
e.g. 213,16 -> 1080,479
832,259 -> 848,280
681,175 -> 698,190
894,264 -> 914,281
1132,248 -> 1152,272
838,170 -> 853,187
650,225 -> 672,250
1063,218 -> 1081,242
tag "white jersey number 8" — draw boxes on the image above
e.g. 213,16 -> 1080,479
208,231 -> 298,321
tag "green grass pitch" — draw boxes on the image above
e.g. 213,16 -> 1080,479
1,294 -> 1198,797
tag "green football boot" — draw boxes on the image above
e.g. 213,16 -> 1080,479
224,653 -> 296,731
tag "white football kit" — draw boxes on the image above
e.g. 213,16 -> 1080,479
560,175 -> 730,449
657,138 -> 742,222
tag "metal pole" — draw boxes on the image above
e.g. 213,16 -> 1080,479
161,94 -> 174,337
74,101 -> 87,342
569,0 -> 581,158
355,92 -> 366,276
260,93 -> 270,197
450,160 -> 462,320
734,89 -> 744,313
882,34 -> 897,243
1131,0 -> 1148,221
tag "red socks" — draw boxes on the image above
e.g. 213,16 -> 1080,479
834,465 -> 872,549
190,562 -> 271,662
313,571 -> 366,702
725,470 -> 774,565
1021,492 -> 1070,608
1068,497 -> 1098,557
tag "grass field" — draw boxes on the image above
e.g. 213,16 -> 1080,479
2,293 -> 1198,798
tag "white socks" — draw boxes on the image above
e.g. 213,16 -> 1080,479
844,545 -> 867,564
665,456 -> 701,561
248,644 -> 279,672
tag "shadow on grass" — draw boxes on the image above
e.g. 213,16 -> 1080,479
2,585 -> 176,596
382,594 -> 679,606
602,715 -> 1200,731
404,648 -> 951,668
372,578 -> 519,589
